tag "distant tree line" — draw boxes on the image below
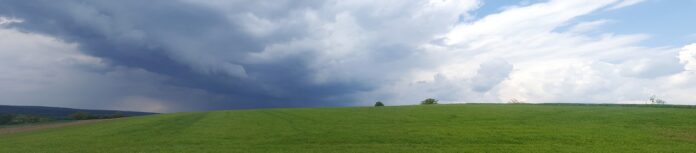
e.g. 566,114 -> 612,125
69,112 -> 127,120
0,113 -> 52,125
0,112 -> 128,125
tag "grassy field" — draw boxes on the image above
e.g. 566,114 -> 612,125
1,104 -> 695,152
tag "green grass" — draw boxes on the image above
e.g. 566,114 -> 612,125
1,104 -> 696,152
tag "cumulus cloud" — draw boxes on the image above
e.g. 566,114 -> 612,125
471,59 -> 513,92
619,54 -> 683,78
375,0 -> 692,105
679,44 -> 696,71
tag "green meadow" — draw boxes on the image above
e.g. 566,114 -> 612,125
1,104 -> 695,152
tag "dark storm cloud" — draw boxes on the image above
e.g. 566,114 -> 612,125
0,0 -> 367,108
0,0 -> 482,111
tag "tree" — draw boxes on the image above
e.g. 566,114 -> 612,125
421,98 -> 438,105
507,98 -> 525,104
374,101 -> 385,107
70,112 -> 91,120
0,113 -> 14,125
649,95 -> 666,105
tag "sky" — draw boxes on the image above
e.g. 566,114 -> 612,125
0,0 -> 695,113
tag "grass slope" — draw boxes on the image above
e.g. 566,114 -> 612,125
1,104 -> 695,152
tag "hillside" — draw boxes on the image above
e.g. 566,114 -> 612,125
0,105 -> 155,119
1,104 -> 695,152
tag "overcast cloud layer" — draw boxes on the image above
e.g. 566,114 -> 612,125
0,0 -> 694,112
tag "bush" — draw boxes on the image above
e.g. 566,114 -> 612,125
70,112 -> 91,120
374,101 -> 385,107
421,98 -> 438,105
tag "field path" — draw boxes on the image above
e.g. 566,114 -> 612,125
0,119 -> 116,135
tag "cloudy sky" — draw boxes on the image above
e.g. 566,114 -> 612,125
1,0 -> 695,112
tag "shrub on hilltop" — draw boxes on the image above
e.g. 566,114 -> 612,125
374,101 -> 385,107
421,98 -> 438,105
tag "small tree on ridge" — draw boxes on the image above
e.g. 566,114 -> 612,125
421,98 -> 438,105
374,101 -> 385,107
649,95 -> 666,105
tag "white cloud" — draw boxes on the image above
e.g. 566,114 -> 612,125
619,53 -> 683,78
679,43 -> 696,71
445,0 -> 621,46
361,0 -> 694,105
568,19 -> 611,33
471,59 -> 513,92
499,60 -> 649,102
0,16 -> 23,25
606,0 -> 645,11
